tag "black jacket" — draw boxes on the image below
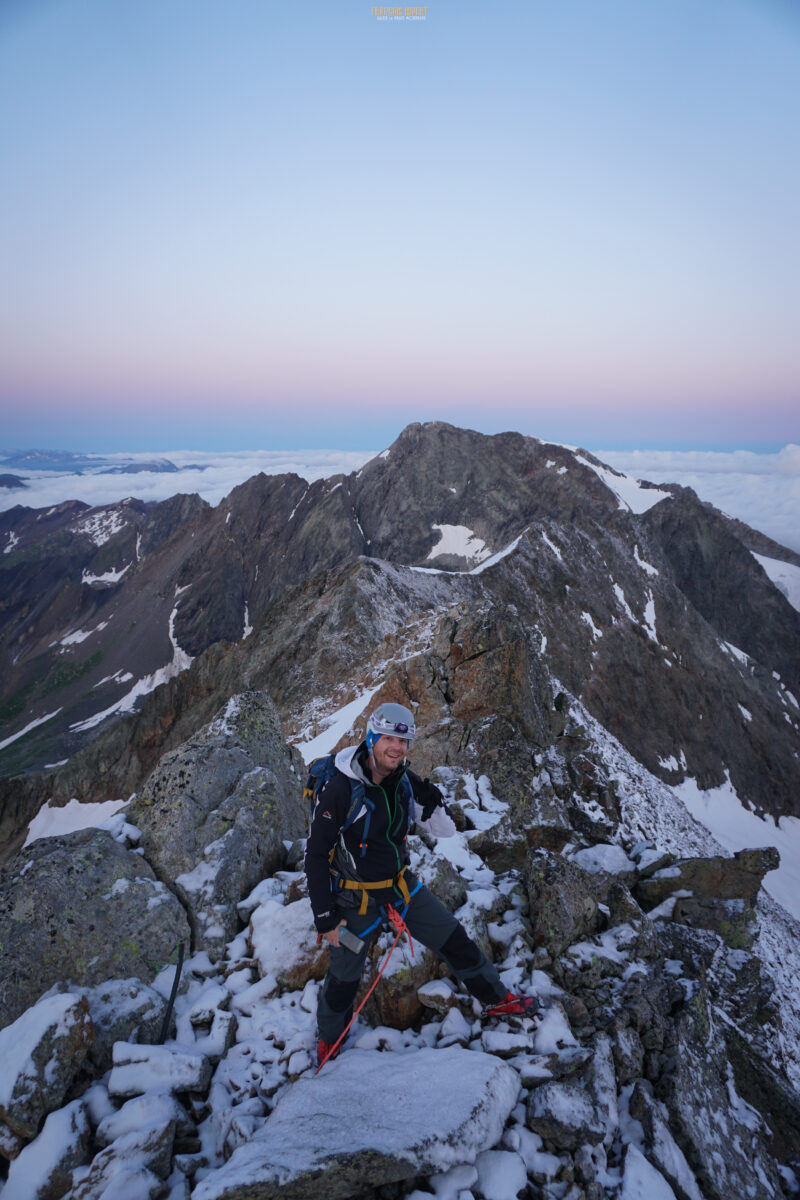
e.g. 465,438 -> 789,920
304,742 -> 425,932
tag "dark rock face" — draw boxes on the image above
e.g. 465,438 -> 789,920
524,850 -> 600,959
0,491 -> 209,778
0,828 -> 190,1027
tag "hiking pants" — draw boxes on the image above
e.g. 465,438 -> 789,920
316,883 -> 506,1043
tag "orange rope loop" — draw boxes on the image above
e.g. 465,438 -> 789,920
315,905 -> 414,1074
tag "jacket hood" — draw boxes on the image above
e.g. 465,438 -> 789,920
334,744 -> 367,783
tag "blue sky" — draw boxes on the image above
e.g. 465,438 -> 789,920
0,0 -> 798,452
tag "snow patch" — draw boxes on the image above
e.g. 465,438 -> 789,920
82,564 -> 130,585
753,553 -> 800,612
24,797 -> 128,847
470,531 -> 525,574
540,531 -> 563,560
634,544 -> 659,576
293,686 -> 381,764
427,523 -> 490,564
0,708 -> 63,752
675,772 -> 800,920
93,669 -> 134,688
658,750 -> 687,772
723,640 -> 751,666
71,508 -> 127,546
612,582 -> 635,621
581,611 -> 603,640
568,843 -> 635,874
59,620 -> 109,647
69,606 -> 193,732
575,456 -> 672,514
642,591 -> 659,643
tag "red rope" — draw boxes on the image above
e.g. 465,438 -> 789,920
315,905 -> 412,1074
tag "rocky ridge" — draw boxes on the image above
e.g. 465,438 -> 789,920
1,649 -> 799,1198
2,422 -> 798,840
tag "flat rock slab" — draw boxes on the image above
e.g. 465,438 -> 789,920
194,1046 -> 520,1200
109,1043 -> 212,1098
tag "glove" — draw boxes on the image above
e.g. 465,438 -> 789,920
418,778 -> 444,822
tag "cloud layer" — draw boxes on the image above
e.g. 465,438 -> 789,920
598,446 -> 800,554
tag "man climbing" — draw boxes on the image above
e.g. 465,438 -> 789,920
304,701 -> 537,1066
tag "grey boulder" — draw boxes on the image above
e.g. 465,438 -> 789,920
0,828 -> 190,1028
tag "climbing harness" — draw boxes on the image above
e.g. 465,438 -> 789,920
335,863 -> 413,915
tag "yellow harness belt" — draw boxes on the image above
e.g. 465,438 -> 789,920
336,865 -> 411,915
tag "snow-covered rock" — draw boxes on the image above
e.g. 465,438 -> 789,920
193,1047 -> 520,1200
71,1121 -> 177,1199
52,977 -> 169,1073
108,1043 -> 212,1099
526,1079 -> 607,1151
2,1098 -> 90,1200
0,993 -> 94,1139
127,692 -> 305,959
248,896 -> 327,992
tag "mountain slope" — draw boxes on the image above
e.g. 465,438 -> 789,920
1,422 -> 798,855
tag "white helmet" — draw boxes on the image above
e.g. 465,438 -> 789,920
366,702 -> 415,748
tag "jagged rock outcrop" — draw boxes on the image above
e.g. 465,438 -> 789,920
52,979 -> 169,1075
126,691 -> 304,959
0,686 -> 798,1200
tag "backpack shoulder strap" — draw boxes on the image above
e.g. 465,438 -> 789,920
401,771 -> 415,822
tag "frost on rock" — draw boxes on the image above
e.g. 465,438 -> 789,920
620,1143 -> 678,1199
0,993 -> 94,1140
248,896 -> 328,992
193,1047 -> 520,1200
108,1043 -> 212,1100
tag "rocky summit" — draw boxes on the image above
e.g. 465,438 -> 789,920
0,421 -> 799,1199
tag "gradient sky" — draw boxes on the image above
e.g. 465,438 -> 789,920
1,0 -> 799,452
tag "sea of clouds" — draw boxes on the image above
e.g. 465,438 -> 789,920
598,445 -> 800,555
1,444 -> 798,555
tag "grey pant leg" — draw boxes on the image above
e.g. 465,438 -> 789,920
316,908 -> 379,1043
404,885 -> 506,1005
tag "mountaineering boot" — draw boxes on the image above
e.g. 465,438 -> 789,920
317,1039 -> 341,1067
485,990 -> 539,1019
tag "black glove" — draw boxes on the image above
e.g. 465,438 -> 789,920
418,778 -> 444,822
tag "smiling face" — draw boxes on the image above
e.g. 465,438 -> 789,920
369,734 -> 409,781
